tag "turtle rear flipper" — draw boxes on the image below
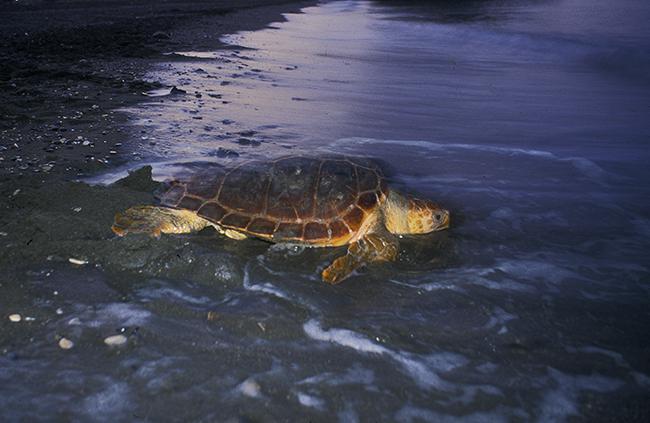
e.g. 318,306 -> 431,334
112,206 -> 211,238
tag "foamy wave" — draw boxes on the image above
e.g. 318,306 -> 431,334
562,157 -> 607,179
538,368 -> 623,422
242,263 -> 291,301
566,345 -> 650,388
69,303 -> 151,329
566,345 -> 628,368
296,392 -> 326,409
303,319 -> 466,390
169,51 -> 222,59
242,260 -> 322,315
328,137 -> 555,158
81,381 -> 133,422
327,137 -> 609,180
406,257 -> 583,294
297,364 -> 375,387
412,266 -> 534,293
137,284 -> 212,305
493,259 -> 580,285
395,405 -> 510,423
484,307 -> 517,332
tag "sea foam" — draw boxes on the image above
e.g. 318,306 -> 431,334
242,263 -> 291,301
303,319 -> 465,390
537,368 -> 623,422
327,137 -> 609,181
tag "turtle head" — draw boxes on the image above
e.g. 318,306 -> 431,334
407,197 -> 450,234
384,191 -> 450,235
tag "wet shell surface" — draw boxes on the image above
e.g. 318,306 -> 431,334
160,156 -> 388,246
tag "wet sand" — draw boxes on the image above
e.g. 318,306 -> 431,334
0,0 -> 315,181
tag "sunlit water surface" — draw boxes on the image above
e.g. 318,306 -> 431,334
3,1 -> 650,421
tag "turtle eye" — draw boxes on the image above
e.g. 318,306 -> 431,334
434,214 -> 442,221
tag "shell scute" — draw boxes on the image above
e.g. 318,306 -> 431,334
185,168 -> 227,199
160,184 -> 186,207
177,196 -> 204,211
343,206 -> 365,232
221,213 -> 251,228
304,222 -> 330,241
247,218 -> 277,236
315,160 -> 357,219
218,161 -> 270,214
329,220 -> 350,239
266,157 -> 320,220
274,222 -> 304,240
357,192 -> 378,212
356,165 -> 381,192
197,202 -> 228,222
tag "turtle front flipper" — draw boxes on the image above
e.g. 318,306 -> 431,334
322,232 -> 399,284
112,206 -> 211,238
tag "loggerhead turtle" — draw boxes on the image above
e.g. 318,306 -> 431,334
112,156 -> 450,284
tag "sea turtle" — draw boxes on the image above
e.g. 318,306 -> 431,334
112,156 -> 450,284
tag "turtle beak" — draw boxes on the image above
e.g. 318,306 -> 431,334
441,211 -> 450,229
435,210 -> 450,231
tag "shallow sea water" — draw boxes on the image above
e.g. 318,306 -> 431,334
2,0 -> 650,421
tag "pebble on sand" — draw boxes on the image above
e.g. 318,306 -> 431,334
238,379 -> 261,398
8,314 -> 21,322
104,334 -> 128,346
58,338 -> 74,350
68,257 -> 88,265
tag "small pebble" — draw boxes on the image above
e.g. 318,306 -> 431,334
239,379 -> 261,398
8,314 -> 21,322
68,258 -> 88,265
56,308 -> 63,315
104,334 -> 127,346
58,338 -> 74,350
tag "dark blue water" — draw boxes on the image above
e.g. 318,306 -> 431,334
3,1 -> 649,421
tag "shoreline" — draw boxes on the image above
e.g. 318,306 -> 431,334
0,0 -> 316,184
